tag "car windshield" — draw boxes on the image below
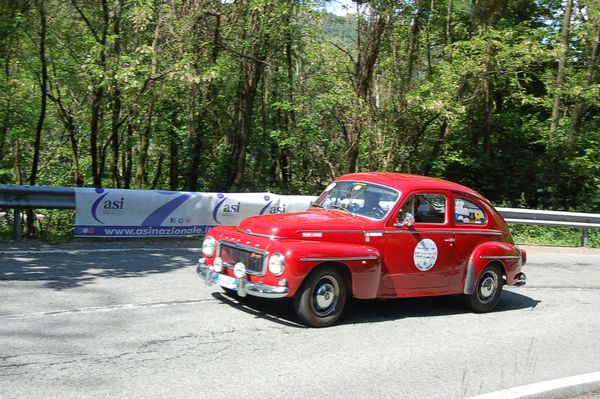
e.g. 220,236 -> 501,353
312,181 -> 400,220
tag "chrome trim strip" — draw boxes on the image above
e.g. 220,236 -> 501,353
453,230 -> 503,236
297,230 -> 364,234
480,255 -> 521,260
296,229 -> 503,236
237,228 -> 285,240
300,256 -> 378,262
384,230 -> 503,236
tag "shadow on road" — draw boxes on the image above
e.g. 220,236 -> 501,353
212,289 -> 540,328
0,251 -> 197,290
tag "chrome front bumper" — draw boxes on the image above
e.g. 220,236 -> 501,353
196,264 -> 289,299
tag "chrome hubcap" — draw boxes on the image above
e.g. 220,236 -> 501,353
479,273 -> 497,303
312,276 -> 339,316
316,283 -> 335,309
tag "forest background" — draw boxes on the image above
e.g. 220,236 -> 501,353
0,0 -> 598,242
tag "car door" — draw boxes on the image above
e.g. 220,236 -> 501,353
381,191 -> 459,292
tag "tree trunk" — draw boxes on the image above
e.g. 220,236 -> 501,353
109,0 -> 124,188
47,85 -> 84,186
228,59 -> 264,188
123,123 -> 133,188
151,153 -> 163,190
87,0 -> 109,187
550,0 -> 574,134
27,0 -> 48,237
186,81 -> 204,192
169,124 -> 179,191
405,6 -> 423,91
226,6 -> 267,189
185,10 -> 220,192
446,0 -> 453,61
110,0 -> 123,188
110,86 -> 122,187
135,6 -> 162,189
347,9 -> 386,173
29,0 -> 47,187
0,43 -> 11,163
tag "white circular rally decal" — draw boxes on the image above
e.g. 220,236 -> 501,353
413,239 -> 438,271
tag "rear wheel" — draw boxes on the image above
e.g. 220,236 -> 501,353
465,264 -> 503,312
294,265 -> 348,328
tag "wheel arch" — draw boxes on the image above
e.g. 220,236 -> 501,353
305,261 -> 353,295
463,259 -> 505,295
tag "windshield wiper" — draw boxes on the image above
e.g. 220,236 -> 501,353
329,204 -> 351,214
310,201 -> 326,209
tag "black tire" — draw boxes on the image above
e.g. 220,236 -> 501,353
465,264 -> 503,313
293,265 -> 348,327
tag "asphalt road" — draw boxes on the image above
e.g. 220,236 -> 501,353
1,240 -> 599,399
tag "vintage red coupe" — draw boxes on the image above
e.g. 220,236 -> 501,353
197,173 -> 526,327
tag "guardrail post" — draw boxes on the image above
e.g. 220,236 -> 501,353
13,208 -> 22,241
581,227 -> 589,247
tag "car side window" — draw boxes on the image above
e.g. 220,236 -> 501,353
401,194 -> 446,224
454,197 -> 486,225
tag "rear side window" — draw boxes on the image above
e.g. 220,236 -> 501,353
454,198 -> 486,225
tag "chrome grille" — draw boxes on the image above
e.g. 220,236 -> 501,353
218,241 -> 267,275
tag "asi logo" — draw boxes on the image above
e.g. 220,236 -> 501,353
104,197 -> 125,210
212,193 -> 242,224
91,188 -> 126,224
259,195 -> 287,215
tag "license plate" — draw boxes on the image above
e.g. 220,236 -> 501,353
213,273 -> 238,290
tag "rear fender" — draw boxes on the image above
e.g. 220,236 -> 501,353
463,241 -> 523,294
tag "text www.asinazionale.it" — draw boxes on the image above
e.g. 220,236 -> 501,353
76,226 -> 209,236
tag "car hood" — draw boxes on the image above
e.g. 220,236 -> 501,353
237,209 -> 364,239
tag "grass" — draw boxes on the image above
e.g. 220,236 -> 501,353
509,224 -> 599,248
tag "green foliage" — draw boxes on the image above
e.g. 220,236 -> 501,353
0,0 -> 598,240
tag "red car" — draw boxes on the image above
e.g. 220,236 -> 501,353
197,173 -> 526,327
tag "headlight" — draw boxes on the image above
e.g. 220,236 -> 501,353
202,236 -> 216,257
268,253 -> 285,276
233,262 -> 246,278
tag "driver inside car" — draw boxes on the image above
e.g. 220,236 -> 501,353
357,190 -> 384,218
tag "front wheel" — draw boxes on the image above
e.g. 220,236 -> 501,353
294,266 -> 348,327
465,264 -> 503,313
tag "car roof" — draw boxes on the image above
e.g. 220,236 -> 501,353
337,172 -> 485,200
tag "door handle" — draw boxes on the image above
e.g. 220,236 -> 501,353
444,238 -> 455,243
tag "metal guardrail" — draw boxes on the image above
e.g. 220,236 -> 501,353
1,184 -> 599,245
496,207 -> 600,247
0,185 -> 76,209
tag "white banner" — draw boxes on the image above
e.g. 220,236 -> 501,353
75,188 -> 315,237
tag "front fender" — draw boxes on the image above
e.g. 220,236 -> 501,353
281,241 -> 382,299
463,241 -> 523,294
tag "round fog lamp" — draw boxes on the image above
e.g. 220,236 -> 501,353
213,257 -> 223,273
233,262 -> 246,278
268,253 -> 285,276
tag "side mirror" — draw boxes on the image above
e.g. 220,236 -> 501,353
395,212 -> 415,228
